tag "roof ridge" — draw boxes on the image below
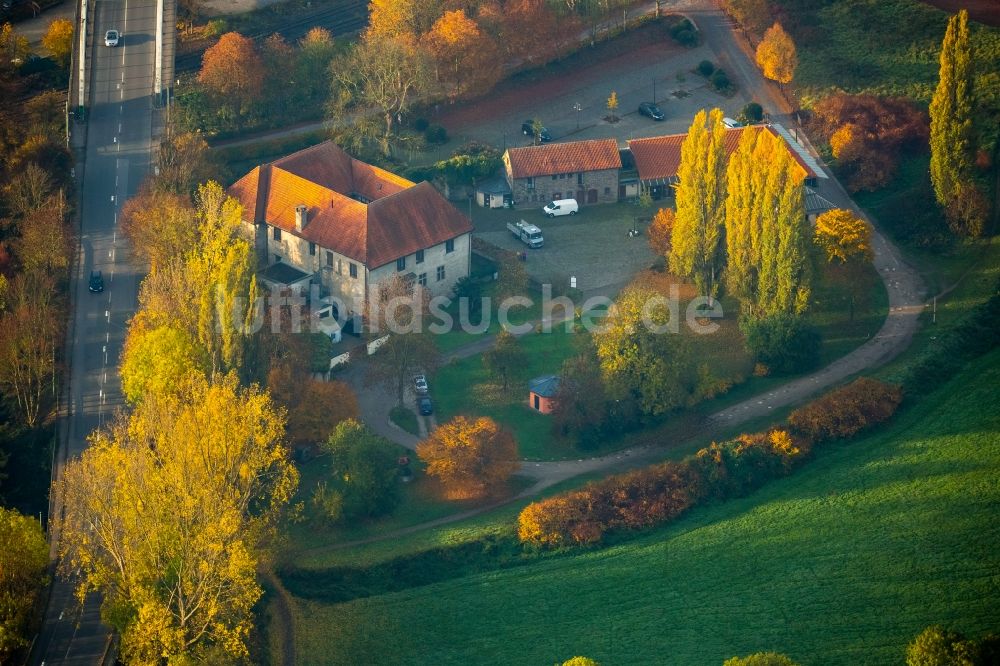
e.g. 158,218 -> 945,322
268,139 -> 337,167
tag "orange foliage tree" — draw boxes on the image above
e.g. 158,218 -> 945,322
422,9 -> 498,98
647,206 -> 675,257
198,32 -> 263,116
416,415 -> 519,499
267,362 -> 359,448
755,22 -> 796,84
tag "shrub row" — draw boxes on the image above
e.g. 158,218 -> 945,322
787,377 -> 903,443
518,377 -> 902,548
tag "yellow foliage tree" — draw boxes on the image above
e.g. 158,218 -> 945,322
41,18 -> 74,68
607,90 -> 619,120
56,372 -> 298,664
416,416 -> 519,499
814,208 -> 873,264
756,22 -> 797,84
0,507 -> 49,661
422,9 -> 497,98
120,323 -> 206,404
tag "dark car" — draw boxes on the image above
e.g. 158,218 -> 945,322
88,270 -> 104,293
521,121 -> 552,143
417,396 -> 433,416
638,102 -> 665,121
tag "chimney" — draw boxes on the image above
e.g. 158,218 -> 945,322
294,204 -> 308,231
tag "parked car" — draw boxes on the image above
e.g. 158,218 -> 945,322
507,219 -> 544,248
521,121 -> 551,143
417,396 -> 433,415
88,270 -> 104,293
722,117 -> 741,128
413,374 -> 429,394
638,101 -> 664,121
543,198 -> 579,217
104,30 -> 120,47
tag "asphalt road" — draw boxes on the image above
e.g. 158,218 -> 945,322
33,0 -> 158,661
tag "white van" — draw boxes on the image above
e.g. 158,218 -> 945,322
543,198 -> 579,217
722,117 -> 741,128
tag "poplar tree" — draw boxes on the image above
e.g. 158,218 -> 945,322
671,108 -> 727,301
725,129 -> 758,304
929,9 -> 980,236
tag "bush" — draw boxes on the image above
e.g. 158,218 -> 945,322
320,420 -> 401,522
424,124 -> 448,144
698,59 -> 715,76
669,19 -> 699,47
741,314 -> 821,375
724,654 -> 800,666
788,377 -> 902,443
711,68 -> 731,91
412,117 -> 429,132
739,101 -> 764,124
205,19 -> 227,37
905,625 -> 1000,666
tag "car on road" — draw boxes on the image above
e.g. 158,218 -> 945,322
104,30 -> 120,47
413,374 -> 429,394
88,270 -> 104,293
638,101 -> 664,120
417,396 -> 433,416
521,121 -> 551,143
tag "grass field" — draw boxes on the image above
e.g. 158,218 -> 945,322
286,349 -> 1000,665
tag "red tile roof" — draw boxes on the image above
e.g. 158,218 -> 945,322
628,126 -> 816,182
228,141 -> 472,269
505,139 -> 621,178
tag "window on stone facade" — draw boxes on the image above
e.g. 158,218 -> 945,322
436,265 -> 445,281
349,263 -> 358,278
272,226 -> 281,241
554,192 -> 561,200
309,242 -> 316,256
578,173 -> 584,185
526,177 -> 534,190
552,175 -> 557,180
274,254 -> 282,263
445,239 -> 455,253
416,249 -> 424,264
418,272 -> 427,286
397,257 -> 406,271
326,251 -> 333,268
604,187 -> 611,196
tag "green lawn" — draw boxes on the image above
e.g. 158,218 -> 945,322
286,349 -> 1000,665
388,406 -> 420,436
433,327 -> 587,460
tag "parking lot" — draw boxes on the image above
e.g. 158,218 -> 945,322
472,203 -> 658,294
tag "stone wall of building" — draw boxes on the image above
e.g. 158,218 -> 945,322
507,168 -> 620,208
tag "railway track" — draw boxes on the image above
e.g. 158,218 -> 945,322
175,0 -> 368,73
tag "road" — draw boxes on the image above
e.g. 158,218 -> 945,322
32,0 -> 159,662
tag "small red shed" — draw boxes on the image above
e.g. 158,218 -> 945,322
528,375 -> 560,415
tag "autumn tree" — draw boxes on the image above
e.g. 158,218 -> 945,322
154,128 -> 213,195
120,188 -> 196,272
422,10 -> 498,99
814,209 -> 873,265
260,33 -> 294,115
671,108 -> 727,302
4,163 -> 52,219
756,22 -> 796,85
562,658 -> 601,666
725,127 -> 810,317
0,23 -> 30,68
268,360 -> 359,447
317,418 -> 400,522
329,34 -> 431,156
929,10 -> 983,237
647,206 -> 675,257
0,273 -> 61,427
42,18 -> 74,68
593,284 -> 695,417
482,329 -> 525,392
417,415 -> 519,499
120,324 -> 205,404
56,372 -> 298,664
0,507 -> 48,662
198,32 -> 263,119
15,192 -> 73,274
296,28 -> 338,107
606,90 -> 619,121
367,0 -> 442,39
810,93 -> 928,192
